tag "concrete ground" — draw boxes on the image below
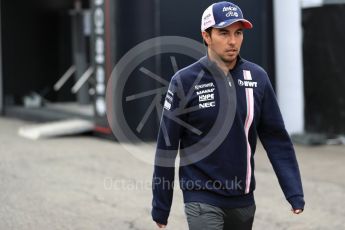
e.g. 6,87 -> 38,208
0,117 -> 344,230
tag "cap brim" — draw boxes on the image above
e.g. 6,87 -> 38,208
213,19 -> 253,29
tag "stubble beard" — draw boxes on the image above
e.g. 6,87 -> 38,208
220,53 -> 237,67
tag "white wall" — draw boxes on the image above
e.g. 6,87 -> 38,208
273,0 -> 304,134
0,2 -> 3,114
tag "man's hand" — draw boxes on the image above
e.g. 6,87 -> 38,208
292,208 -> 303,214
156,222 -> 167,228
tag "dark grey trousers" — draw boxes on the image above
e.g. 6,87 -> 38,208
184,202 -> 256,230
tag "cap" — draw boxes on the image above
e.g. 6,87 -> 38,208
201,1 -> 253,32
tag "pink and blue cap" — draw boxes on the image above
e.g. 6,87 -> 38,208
201,1 -> 253,32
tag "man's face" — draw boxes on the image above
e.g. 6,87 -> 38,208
203,22 -> 244,66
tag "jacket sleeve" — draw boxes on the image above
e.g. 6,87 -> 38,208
257,76 -> 305,210
151,76 -> 184,225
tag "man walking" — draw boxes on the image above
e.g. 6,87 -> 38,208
152,2 -> 304,229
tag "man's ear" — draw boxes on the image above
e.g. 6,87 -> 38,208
202,31 -> 211,46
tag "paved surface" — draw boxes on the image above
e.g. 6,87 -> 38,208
0,117 -> 344,230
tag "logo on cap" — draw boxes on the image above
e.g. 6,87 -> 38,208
204,13 -> 212,20
226,11 -> 239,18
223,6 -> 239,17
222,6 -> 237,12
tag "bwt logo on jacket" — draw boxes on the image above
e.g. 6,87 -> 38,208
238,79 -> 258,88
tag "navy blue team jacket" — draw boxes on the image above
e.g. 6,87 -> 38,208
152,55 -> 305,225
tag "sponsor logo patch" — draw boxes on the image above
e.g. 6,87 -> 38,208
164,90 -> 174,110
164,100 -> 171,110
238,79 -> 258,88
199,101 -> 216,109
194,82 -> 216,109
199,93 -> 214,102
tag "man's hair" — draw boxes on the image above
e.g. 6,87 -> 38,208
203,27 -> 213,47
